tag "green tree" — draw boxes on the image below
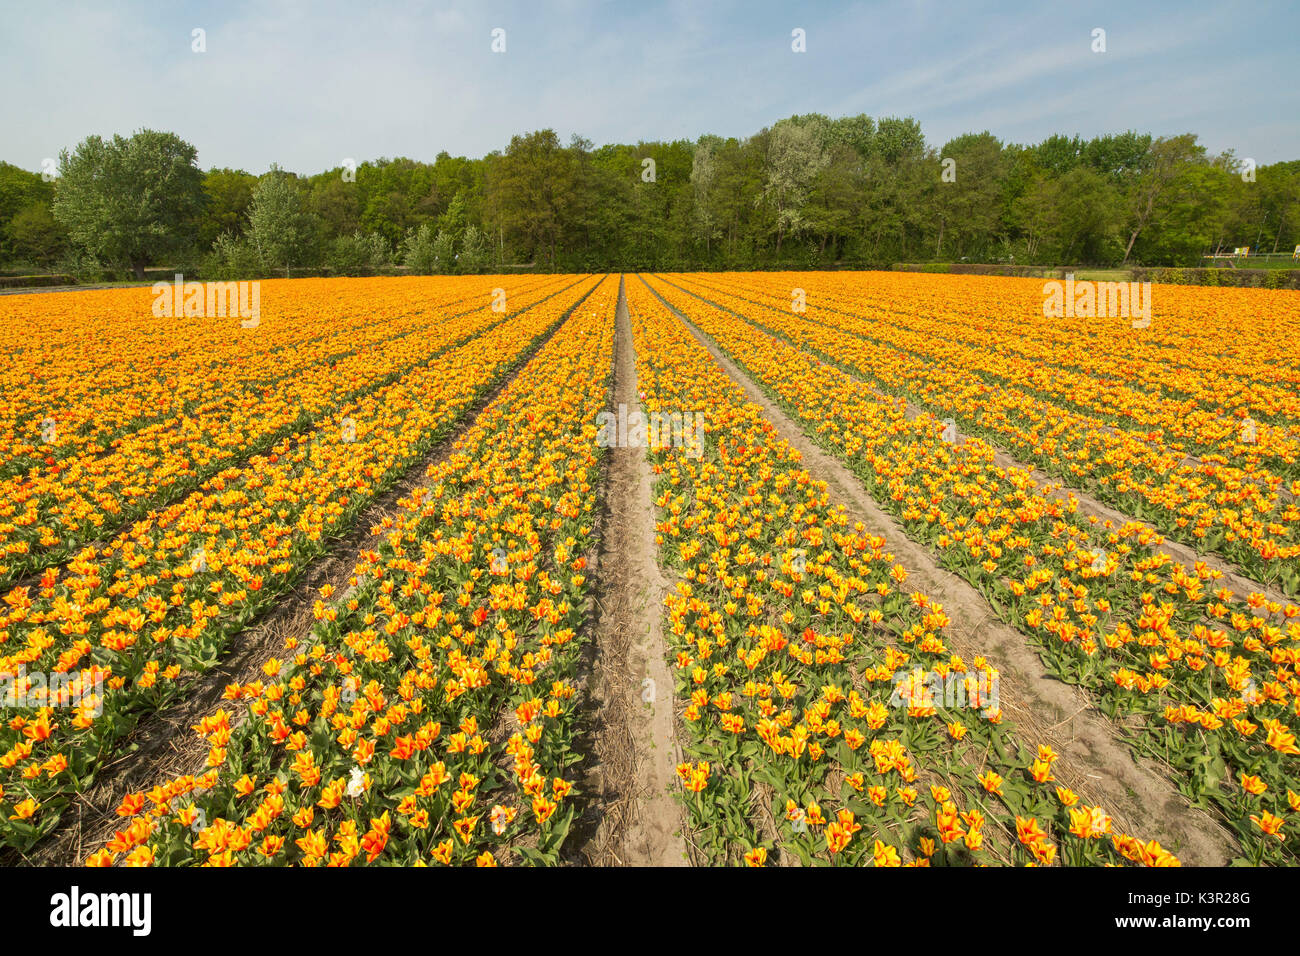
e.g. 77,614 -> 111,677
22,116 -> 1291,275
1134,161 -> 1232,264
52,129 -> 204,278
402,222 -> 439,275
432,230 -> 456,273
0,162 -> 52,223
1120,134 -> 1204,264
5,203 -> 65,265
203,231 -> 263,281
0,162 -> 55,262
459,224 -> 491,273
247,165 -> 319,277
485,130 -> 571,269
690,135 -> 725,256
304,166 -> 362,242
932,132 -> 1008,260
854,117 -> 930,263
805,143 -> 866,261
327,231 -> 389,276
199,168 -> 257,249
436,192 -> 468,246
761,118 -> 829,256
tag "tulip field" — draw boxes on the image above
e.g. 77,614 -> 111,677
1,271 -> 1297,866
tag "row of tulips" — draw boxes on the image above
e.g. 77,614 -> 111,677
625,276 -> 1177,867
0,276 -> 546,472
0,275 -> 601,850
699,271 -> 1300,466
0,275 -> 567,584
2,275 -> 560,472
667,272 -> 1300,595
641,273 -> 1300,864
83,275 -> 619,866
785,272 -> 1300,427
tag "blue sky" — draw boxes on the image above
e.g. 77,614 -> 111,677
2,0 -> 1295,174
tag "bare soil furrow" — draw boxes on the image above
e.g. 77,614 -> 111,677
574,276 -> 688,866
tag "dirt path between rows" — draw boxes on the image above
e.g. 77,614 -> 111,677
575,277 -> 688,866
659,275 -> 1296,610
10,282 -> 599,867
641,274 -> 1238,867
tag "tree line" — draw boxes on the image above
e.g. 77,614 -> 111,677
1,114 -> 1296,279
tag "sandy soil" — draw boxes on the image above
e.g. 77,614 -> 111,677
576,277 -> 688,866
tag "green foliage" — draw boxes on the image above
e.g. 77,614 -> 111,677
247,166 -> 319,277
401,222 -> 439,275
199,168 -> 257,248
6,117 -> 1299,277
0,162 -> 55,262
430,230 -> 456,273
5,203 -> 64,265
51,129 -> 204,278
202,231 -> 265,281
485,129 -> 571,270
459,224 -> 491,273
327,231 -> 390,276
56,248 -> 107,284
0,162 -> 52,221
